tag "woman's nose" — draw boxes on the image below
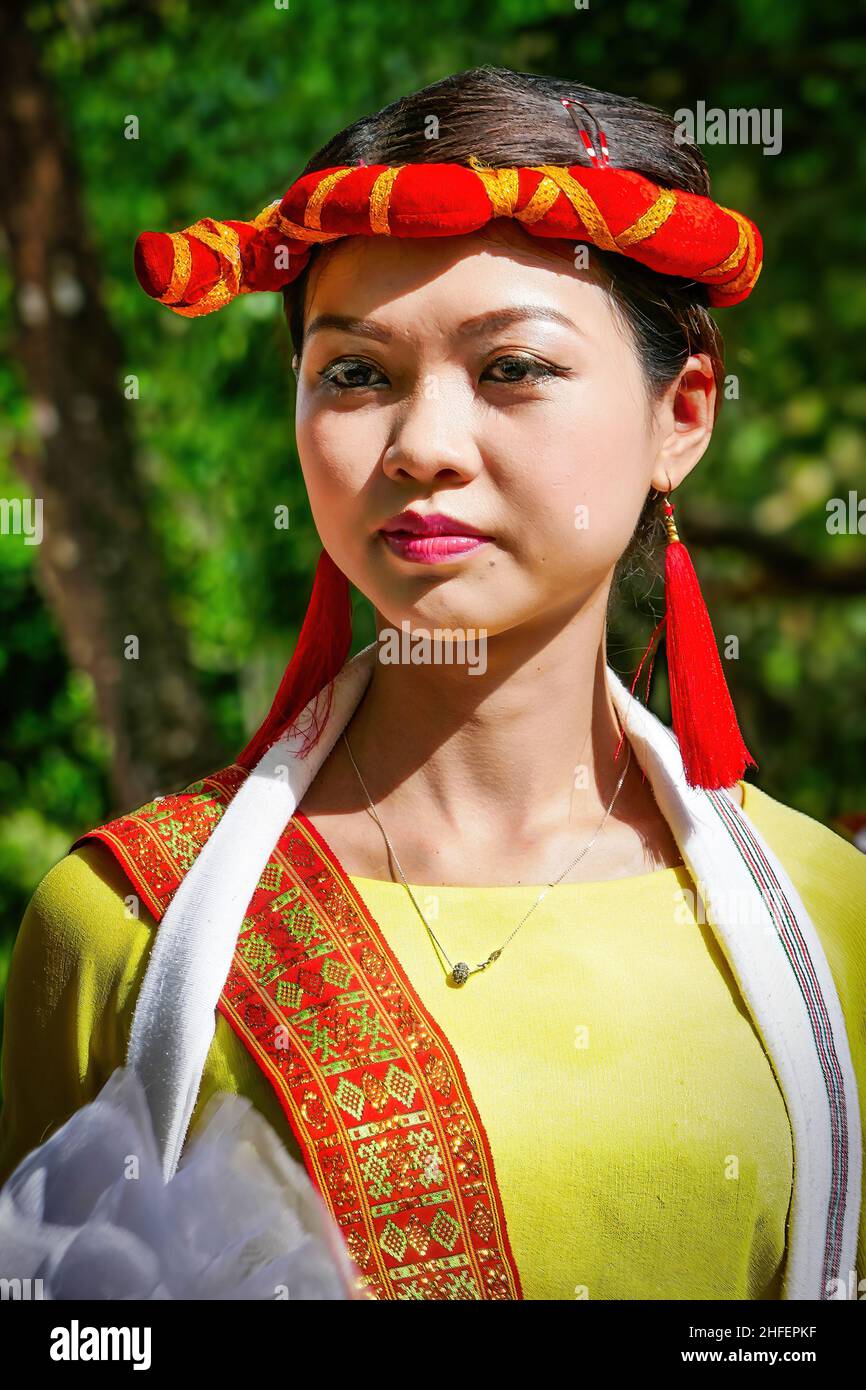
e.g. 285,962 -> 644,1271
380,383 -> 481,486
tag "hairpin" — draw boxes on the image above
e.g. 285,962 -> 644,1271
561,97 -> 611,169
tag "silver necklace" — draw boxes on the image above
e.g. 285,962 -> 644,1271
341,728 -> 632,986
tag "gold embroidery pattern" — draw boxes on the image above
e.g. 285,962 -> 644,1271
219,812 -> 522,1300
369,166 -> 404,235
71,766 -> 248,918
252,199 -> 283,230
616,188 -> 678,247
159,233 -> 192,306
468,156 -> 520,217
469,163 -> 676,258
187,219 -> 242,281
162,219 -> 245,320
304,166 -> 357,232
273,169 -> 356,244
529,165 -> 619,250
514,173 -> 563,226
707,207 -> 761,296
148,164 -> 758,317
74,770 -> 524,1302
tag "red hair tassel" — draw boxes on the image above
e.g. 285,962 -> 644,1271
658,498 -> 756,789
236,548 -> 353,770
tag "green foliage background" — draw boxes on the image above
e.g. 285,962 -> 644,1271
1,0 -> 864,1019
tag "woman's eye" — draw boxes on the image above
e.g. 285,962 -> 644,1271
318,359 -> 387,392
483,354 -> 564,385
317,353 -> 568,393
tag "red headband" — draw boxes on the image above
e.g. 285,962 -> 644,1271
134,155 -> 762,319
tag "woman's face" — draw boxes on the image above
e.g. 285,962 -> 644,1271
294,223 -> 713,639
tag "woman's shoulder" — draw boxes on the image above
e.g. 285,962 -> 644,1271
23,754 -> 262,968
741,778 -> 866,880
740,778 -> 866,977
17,841 -> 158,987
0,844 -> 159,1186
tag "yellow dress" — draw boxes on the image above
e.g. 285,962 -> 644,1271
1,778 -> 865,1300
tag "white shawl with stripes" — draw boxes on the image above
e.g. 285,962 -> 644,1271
127,641 -> 862,1300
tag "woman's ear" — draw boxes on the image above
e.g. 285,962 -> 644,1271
292,353 -> 300,379
650,352 -> 717,493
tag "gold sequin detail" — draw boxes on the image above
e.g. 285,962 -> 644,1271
148,163 -> 762,319
166,220 -> 243,318
273,170 -> 354,244
159,232 -> 192,305
616,189 -> 678,247
706,207 -> 761,296
188,219 -> 242,283
305,166 -> 357,231
468,156 -> 520,217
704,207 -> 747,277
369,165 -> 404,235
172,278 -> 236,318
514,173 -> 561,226
252,198 -> 283,230
528,166 -> 619,250
276,215 -> 344,244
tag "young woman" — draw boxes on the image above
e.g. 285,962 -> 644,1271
1,66 -> 864,1302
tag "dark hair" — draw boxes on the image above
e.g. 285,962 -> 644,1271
283,64 -> 725,594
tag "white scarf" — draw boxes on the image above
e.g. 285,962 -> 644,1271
127,641 -> 861,1300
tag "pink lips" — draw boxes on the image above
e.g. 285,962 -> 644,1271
380,511 -> 494,564
379,509 -> 493,565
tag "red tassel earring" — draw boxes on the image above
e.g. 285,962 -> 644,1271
628,481 -> 757,791
236,547 -> 353,770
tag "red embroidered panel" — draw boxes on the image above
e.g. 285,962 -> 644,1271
73,772 -> 523,1301
71,767 -> 248,919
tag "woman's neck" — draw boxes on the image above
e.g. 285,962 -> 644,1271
296,584 -> 689,885
342,586 -> 628,844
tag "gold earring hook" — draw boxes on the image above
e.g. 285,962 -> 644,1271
651,472 -> 673,502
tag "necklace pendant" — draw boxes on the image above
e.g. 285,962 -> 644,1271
451,961 -> 470,985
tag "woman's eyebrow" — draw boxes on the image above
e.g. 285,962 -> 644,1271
305,305 -> 585,343
457,306 -> 585,339
306,313 -> 391,342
